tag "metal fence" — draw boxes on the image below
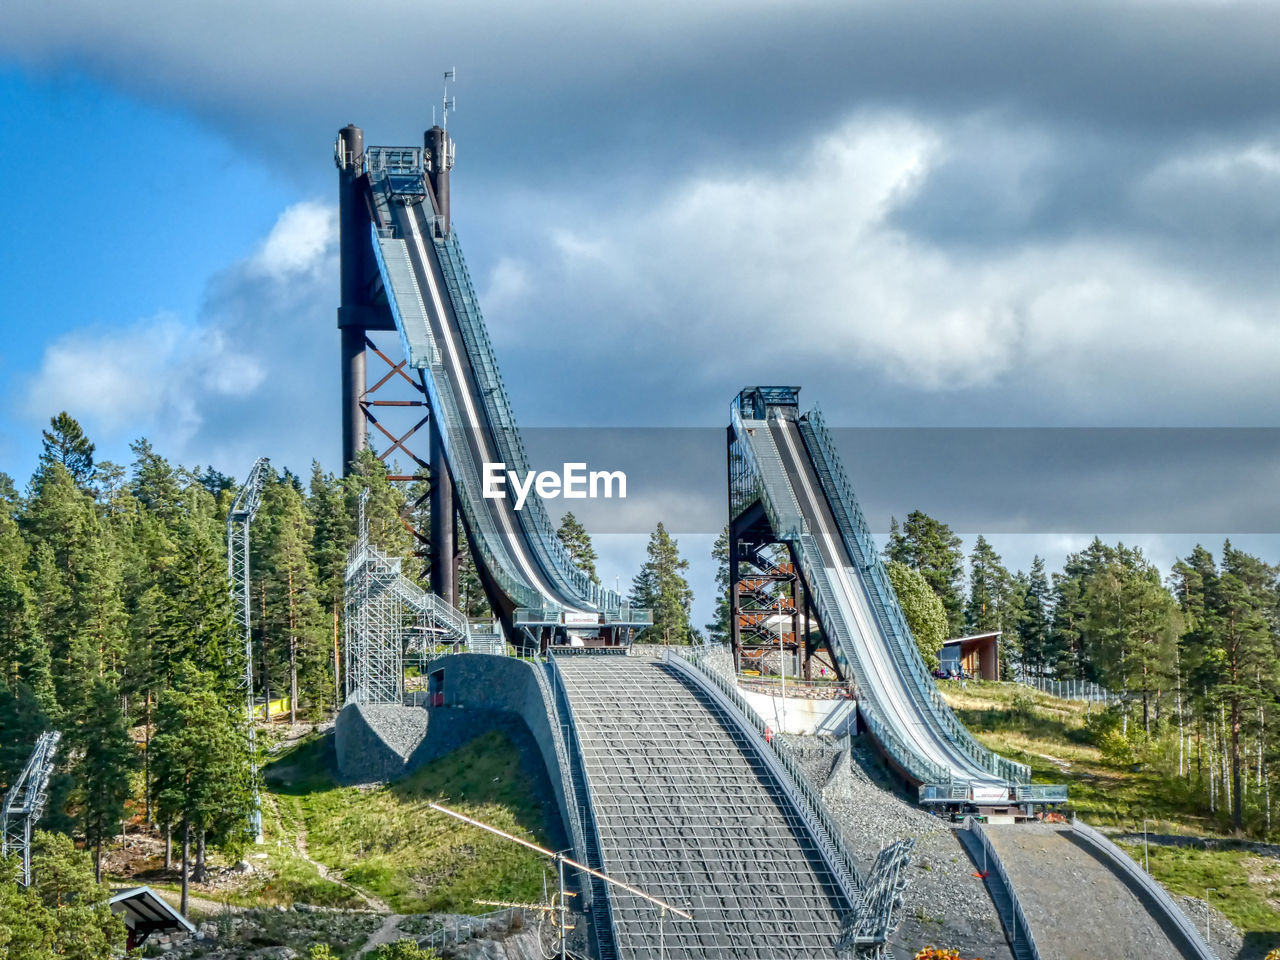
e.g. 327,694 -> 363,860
416,906 -> 532,951
1015,673 -> 1116,703
963,817 -> 1040,960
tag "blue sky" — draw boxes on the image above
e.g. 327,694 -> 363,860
3,1 -> 1280,625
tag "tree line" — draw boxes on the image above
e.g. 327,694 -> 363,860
882,509 -> 1280,835
0,414 -> 422,912
0,414 -> 709,910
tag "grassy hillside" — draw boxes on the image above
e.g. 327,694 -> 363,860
942,679 -> 1280,940
264,729 -> 560,914
940,679 -> 1214,831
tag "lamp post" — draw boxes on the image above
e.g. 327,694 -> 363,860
1142,819 -> 1152,873
1205,887 -> 1216,946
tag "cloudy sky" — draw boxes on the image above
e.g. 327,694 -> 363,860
2,0 -> 1279,621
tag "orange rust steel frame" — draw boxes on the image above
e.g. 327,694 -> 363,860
359,334 -> 434,571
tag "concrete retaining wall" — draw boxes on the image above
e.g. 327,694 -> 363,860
738,686 -> 857,735
334,702 -> 430,782
424,655 -> 572,837
334,656 -> 572,851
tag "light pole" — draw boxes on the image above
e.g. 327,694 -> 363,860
1142,818 -> 1152,873
1205,887 -> 1216,946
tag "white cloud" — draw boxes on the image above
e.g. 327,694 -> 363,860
22,314 -> 264,451
494,112 -> 1280,420
250,201 -> 337,277
20,202 -> 336,469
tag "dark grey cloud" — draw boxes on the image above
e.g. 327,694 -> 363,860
4,0 -> 1280,191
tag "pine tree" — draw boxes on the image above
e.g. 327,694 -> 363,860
22,464 -> 127,715
344,449 -> 415,564
965,535 -> 1013,635
0,831 -> 127,955
128,438 -> 185,523
309,462 -> 351,709
881,510 -> 965,635
153,518 -> 238,698
1017,556 -> 1052,674
37,412 -> 96,491
886,560 -> 947,669
0,683 -> 54,793
151,666 -> 253,915
0,578 -> 56,713
705,527 -> 732,645
258,478 -> 329,720
455,527 -> 493,620
1215,541 -> 1277,830
556,512 -> 599,584
1048,538 -> 1116,679
1083,546 -> 1178,732
74,679 -> 139,881
631,523 -> 695,644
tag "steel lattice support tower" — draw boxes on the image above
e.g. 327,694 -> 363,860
227,457 -> 270,840
1,731 -> 61,886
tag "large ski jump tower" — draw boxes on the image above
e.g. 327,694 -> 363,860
335,120 -> 458,604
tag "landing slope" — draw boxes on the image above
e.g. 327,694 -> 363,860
556,655 -> 856,960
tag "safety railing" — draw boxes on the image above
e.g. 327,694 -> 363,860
668,647 -> 869,906
964,817 -> 1041,960
730,406 -> 806,541
434,233 -> 635,616
1070,818 -> 1217,960
525,658 -> 592,898
1015,784 -> 1069,803
800,410 -> 1031,785
391,576 -> 471,641
416,906 -> 531,952
546,656 -> 621,959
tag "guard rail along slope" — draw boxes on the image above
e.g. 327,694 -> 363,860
1070,817 -> 1216,960
729,387 -> 1065,808
958,817 -> 1040,960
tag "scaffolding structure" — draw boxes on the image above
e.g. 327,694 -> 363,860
2,731 -> 61,886
344,490 -> 478,705
227,456 -> 270,840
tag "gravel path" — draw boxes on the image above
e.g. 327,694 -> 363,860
148,886 -> 247,919
985,823 -> 1188,960
358,914 -> 405,956
783,735 -> 1015,960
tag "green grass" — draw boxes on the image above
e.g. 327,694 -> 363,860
941,679 -> 1280,938
265,729 -> 557,914
940,680 -> 1217,833
1114,841 -> 1280,938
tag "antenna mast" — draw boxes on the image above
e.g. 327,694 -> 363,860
442,67 -> 456,131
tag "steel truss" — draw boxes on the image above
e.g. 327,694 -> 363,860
344,490 -> 477,705
2,731 -> 61,886
227,457 -> 269,840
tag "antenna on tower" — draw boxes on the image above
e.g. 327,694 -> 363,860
442,67 -> 456,130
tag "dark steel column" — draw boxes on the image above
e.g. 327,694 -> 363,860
425,126 -> 450,234
337,123 -> 366,474
429,420 -> 456,605
340,331 -> 366,472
